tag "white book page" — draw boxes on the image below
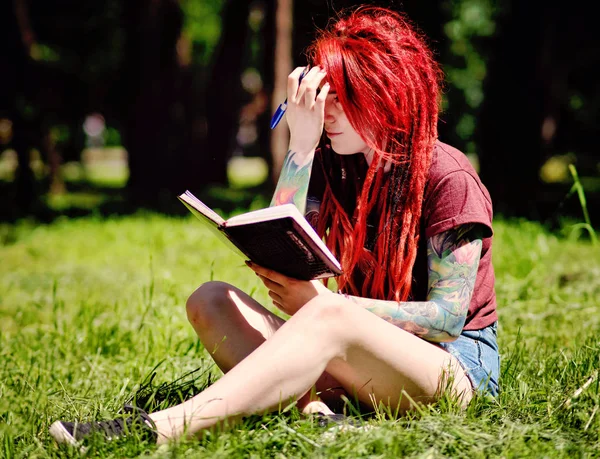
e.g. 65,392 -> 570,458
179,191 -> 225,226
225,204 -> 298,226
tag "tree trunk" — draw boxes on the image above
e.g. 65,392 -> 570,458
11,119 -> 37,213
255,0 -> 277,180
120,0 -> 185,207
269,0 -> 294,184
6,0 -> 37,213
202,0 -> 252,188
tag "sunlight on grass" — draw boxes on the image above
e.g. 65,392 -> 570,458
0,214 -> 598,457
1,148 -> 270,192
44,191 -> 109,210
0,149 -> 17,181
0,147 -> 130,188
227,156 -> 269,189
82,147 -> 129,188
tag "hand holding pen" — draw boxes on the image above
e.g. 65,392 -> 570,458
270,66 -> 309,129
271,66 -> 330,154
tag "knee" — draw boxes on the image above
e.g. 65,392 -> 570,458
288,294 -> 356,354
295,293 -> 350,333
186,281 -> 233,330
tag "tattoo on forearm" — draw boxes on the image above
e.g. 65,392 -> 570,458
270,150 -> 313,214
346,224 -> 483,342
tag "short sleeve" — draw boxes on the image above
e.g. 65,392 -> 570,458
423,170 -> 493,239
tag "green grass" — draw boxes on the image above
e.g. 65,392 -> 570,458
0,213 -> 599,458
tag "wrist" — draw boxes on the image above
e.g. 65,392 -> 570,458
287,142 -> 317,159
338,291 -> 351,301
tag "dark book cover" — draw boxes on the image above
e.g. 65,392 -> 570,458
178,191 -> 342,280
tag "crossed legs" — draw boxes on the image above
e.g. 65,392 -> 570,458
183,281 -> 347,413
148,281 -> 473,444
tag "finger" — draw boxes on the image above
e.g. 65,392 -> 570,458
257,273 -> 283,291
268,290 -> 283,304
294,66 -> 321,105
248,261 -> 288,285
315,82 -> 330,111
287,66 -> 309,103
304,86 -> 318,109
304,69 -> 328,109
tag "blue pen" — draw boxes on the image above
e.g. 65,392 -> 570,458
270,67 -> 309,129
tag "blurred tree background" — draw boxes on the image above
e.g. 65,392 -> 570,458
1,0 -> 598,225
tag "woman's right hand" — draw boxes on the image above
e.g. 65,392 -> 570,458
286,66 -> 330,156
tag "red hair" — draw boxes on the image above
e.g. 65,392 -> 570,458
307,6 -> 443,301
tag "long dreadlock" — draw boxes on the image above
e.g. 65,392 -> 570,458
308,6 -> 443,301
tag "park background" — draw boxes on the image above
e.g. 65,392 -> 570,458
1,0 -> 599,457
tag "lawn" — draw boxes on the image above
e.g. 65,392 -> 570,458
0,211 -> 599,458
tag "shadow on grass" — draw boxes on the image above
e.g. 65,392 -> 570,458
1,177 -> 598,241
0,179 -> 273,225
128,364 -> 217,414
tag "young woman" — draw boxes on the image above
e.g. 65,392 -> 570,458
50,6 -> 499,446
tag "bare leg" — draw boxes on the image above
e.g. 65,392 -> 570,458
185,281 -> 285,370
185,281 -> 347,412
149,293 -> 472,444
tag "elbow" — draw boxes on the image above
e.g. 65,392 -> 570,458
423,307 -> 467,343
439,316 -> 467,343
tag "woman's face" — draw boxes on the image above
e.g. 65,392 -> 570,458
323,89 -> 370,156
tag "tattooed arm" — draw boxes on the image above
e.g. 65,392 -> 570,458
343,224 -> 483,343
269,149 -> 315,215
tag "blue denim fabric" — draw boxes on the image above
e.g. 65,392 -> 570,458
439,322 -> 500,397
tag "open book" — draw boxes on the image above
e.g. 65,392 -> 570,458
178,190 -> 342,280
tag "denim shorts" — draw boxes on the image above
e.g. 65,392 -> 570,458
439,322 -> 500,397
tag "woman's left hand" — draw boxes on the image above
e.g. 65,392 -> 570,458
246,261 -> 333,315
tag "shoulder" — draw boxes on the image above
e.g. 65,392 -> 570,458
422,141 -> 494,239
425,141 -> 492,205
427,141 -> 483,188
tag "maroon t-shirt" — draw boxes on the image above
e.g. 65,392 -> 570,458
412,142 -> 497,330
308,141 -> 497,331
